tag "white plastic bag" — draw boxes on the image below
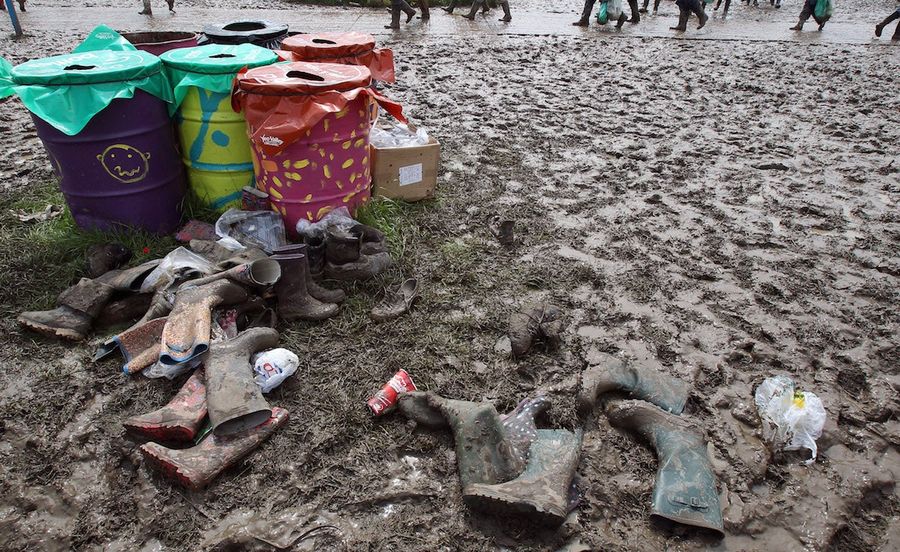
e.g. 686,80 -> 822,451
214,208 -> 287,253
295,206 -> 355,240
140,247 -> 215,292
608,0 -> 624,20
253,348 -> 300,393
370,122 -> 430,148
754,375 -> 826,464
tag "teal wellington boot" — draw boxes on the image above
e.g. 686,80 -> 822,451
606,400 -> 724,537
578,353 -> 689,416
463,428 -> 583,526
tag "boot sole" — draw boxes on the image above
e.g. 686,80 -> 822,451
125,421 -> 198,443
17,318 -> 84,341
464,486 -> 566,526
140,443 -> 206,490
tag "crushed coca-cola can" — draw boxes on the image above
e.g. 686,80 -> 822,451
367,369 -> 416,416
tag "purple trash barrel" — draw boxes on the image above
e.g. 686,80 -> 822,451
9,50 -> 185,234
122,31 -> 199,56
31,91 -> 185,234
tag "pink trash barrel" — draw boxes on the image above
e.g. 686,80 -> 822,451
232,62 -> 406,237
122,32 -> 199,56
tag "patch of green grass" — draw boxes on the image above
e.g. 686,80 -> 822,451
355,196 -> 430,260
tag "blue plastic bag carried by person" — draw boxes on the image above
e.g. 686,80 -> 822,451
814,0 -> 833,19
597,1 -> 608,24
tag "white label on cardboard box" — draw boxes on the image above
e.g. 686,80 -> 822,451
398,163 -> 423,187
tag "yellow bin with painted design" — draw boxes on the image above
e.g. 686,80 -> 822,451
161,44 -> 278,210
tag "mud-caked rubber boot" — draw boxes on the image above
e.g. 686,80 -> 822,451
628,0 -> 640,22
325,227 -> 361,265
464,428 -> 583,526
398,391 -> 449,429
696,4 -> 708,28
427,393 -> 521,489
577,354 -> 690,416
616,13 -> 628,28
508,301 -> 563,359
501,396 -> 552,467
790,19 -> 804,30
85,243 -> 132,279
302,234 -> 327,278
349,222 -> 388,255
18,278 -> 116,342
324,245 -> 392,282
498,0 -> 512,21
95,259 -> 161,292
140,407 -> 289,490
180,259 -> 281,290
606,400 -> 725,537
159,280 -> 249,366
462,0 -> 484,19
573,0 -> 592,26
190,239 -> 235,264
671,7 -> 689,30
206,327 -> 279,436
113,317 -> 168,374
214,247 -> 269,272
272,253 -> 339,321
273,244 -> 345,304
402,0 -> 417,22
124,368 -> 207,442
96,293 -> 154,329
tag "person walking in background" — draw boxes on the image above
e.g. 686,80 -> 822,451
386,0 -> 416,28
462,0 -> 511,21
573,0 -> 641,27
790,0 -> 831,31
418,0 -> 431,20
875,5 -> 900,39
671,0 -> 708,31
138,0 -> 174,15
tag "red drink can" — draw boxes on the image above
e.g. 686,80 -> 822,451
367,369 -> 416,415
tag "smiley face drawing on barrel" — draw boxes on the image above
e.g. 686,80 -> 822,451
96,144 -> 151,183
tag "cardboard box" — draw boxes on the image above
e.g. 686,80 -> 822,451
370,137 -> 440,202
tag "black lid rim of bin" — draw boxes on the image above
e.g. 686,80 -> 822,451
202,20 -> 290,42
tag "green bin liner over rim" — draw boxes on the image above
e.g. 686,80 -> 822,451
160,44 -> 279,115
0,49 -> 174,136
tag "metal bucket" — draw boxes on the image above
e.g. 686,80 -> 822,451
122,31 -> 199,56
178,87 -> 255,210
250,93 -> 373,229
32,90 -> 185,234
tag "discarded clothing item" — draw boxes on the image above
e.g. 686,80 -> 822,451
272,244 -> 345,304
206,327 -> 279,436
370,278 -> 419,321
606,400 -> 724,537
159,280 -> 248,365
180,258 -> 281,289
272,253 -> 338,321
508,301 -> 563,359
141,406 -> 289,490
85,242 -> 132,279
124,368 -> 207,442
18,277 -> 116,341
96,292 -> 153,329
427,394 -> 521,489
465,428 -> 583,526
500,396 -> 552,467
578,354 -> 690,416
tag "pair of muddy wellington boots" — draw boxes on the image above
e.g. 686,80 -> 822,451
578,353 -> 724,536
271,243 -> 344,321
508,301 -> 563,359
18,259 -> 162,342
132,327 -> 289,490
399,392 -> 582,526
462,0 -> 512,21
322,223 -> 392,281
385,0 -> 416,28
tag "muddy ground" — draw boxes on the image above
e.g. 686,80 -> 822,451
1,2 -> 899,551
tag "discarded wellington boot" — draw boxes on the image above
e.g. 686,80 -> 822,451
370,278 -> 419,321
398,392 -> 449,429
214,247 -> 268,271
465,428 -> 583,526
427,393 -> 520,489
324,251 -> 392,282
180,258 -> 281,290
189,239 -> 235,264
140,407 -> 289,490
96,292 -> 153,328
606,400 -> 724,537
349,223 -> 388,255
302,234 -> 327,277
490,217 -> 515,248
85,243 -> 132,279
96,259 -> 161,292
273,244 -> 345,303
508,301 -> 563,359
577,354 -> 690,416
206,327 -> 278,436
159,280 -> 248,365
272,253 -> 338,321
325,227 -> 361,265
501,396 -> 551,467
671,8 -> 689,30
18,277 -> 116,341
124,369 -> 207,442
104,317 -> 167,374
138,289 -> 175,325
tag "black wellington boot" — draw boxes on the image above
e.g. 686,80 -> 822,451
671,8 -> 689,30
573,0 -> 593,25
628,0 -> 640,22
462,0 -> 484,19
498,0 -> 511,21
